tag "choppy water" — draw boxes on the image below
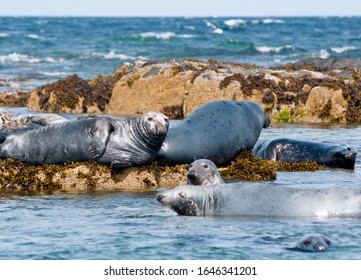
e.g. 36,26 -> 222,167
0,119 -> 360,260
1,16 -> 361,92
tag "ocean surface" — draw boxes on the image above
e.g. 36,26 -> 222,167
1,16 -> 361,92
0,17 -> 361,260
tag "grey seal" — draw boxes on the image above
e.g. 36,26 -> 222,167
157,183 -> 361,216
0,109 -> 25,130
156,100 -> 270,165
293,235 -> 331,252
253,138 -> 357,169
0,111 -> 169,166
187,159 -> 224,185
18,113 -> 69,126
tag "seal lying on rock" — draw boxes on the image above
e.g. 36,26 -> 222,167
156,100 -> 270,165
187,159 -> 224,185
253,138 -> 357,169
0,109 -> 25,130
0,112 -> 169,166
18,113 -> 69,127
292,235 -> 331,252
157,183 -> 361,216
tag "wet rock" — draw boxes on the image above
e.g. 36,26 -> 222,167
0,151 -> 324,196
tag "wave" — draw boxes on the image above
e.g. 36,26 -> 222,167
84,51 -> 135,60
224,19 -> 247,28
255,45 -> 295,54
138,32 -> 195,40
261,18 -> 285,24
319,49 -> 330,59
204,20 -> 224,34
27,34 -> 42,40
330,46 -> 357,53
38,71 -> 71,77
0,33 -> 9,38
0,52 -> 65,64
224,18 -> 285,27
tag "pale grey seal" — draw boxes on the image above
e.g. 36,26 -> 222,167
0,111 -> 169,166
253,138 -> 357,169
187,159 -> 224,185
157,184 -> 361,217
156,100 -> 270,165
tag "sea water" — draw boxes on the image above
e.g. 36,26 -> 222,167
1,16 -> 361,92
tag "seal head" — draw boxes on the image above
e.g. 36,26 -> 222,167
187,159 -> 224,185
293,235 -> 331,252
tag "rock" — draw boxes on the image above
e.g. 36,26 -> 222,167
294,57 -> 361,71
0,91 -> 29,107
0,151 -> 324,196
2,58 -> 361,124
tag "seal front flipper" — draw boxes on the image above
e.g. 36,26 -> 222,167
88,119 -> 115,159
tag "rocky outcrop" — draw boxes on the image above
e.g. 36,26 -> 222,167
0,152 -> 323,196
1,58 -> 360,124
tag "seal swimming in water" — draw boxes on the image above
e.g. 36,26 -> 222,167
292,235 -> 331,252
157,183 -> 361,216
156,100 -> 270,165
253,138 -> 357,169
0,111 -> 169,166
187,159 -> 225,185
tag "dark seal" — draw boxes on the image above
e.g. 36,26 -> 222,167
292,235 -> 331,252
156,100 -> 270,165
187,159 -> 224,185
0,112 -> 169,167
253,138 -> 357,169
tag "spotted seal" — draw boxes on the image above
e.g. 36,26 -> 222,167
156,100 -> 270,165
253,138 -> 357,169
293,235 -> 331,252
0,111 -> 169,166
187,159 -> 224,185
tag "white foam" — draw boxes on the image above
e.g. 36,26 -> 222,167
0,52 -> 64,64
204,20 -> 217,29
39,71 -> 70,77
27,34 -> 41,39
224,19 -> 246,27
138,32 -> 194,40
319,49 -> 330,59
91,51 -> 135,60
0,33 -> 9,38
204,20 -> 223,35
256,45 -> 294,53
331,46 -> 357,53
262,18 -> 285,24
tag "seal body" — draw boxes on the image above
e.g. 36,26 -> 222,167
156,100 -> 270,165
293,235 -> 331,252
0,112 -> 169,167
187,159 -> 224,185
157,183 -> 361,216
253,138 -> 357,169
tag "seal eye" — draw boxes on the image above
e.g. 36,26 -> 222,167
179,192 -> 185,199
147,117 -> 154,122
202,164 -> 209,169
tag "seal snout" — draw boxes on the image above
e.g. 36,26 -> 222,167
156,192 -> 166,203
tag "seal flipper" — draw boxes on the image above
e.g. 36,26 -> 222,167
88,119 -> 115,159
